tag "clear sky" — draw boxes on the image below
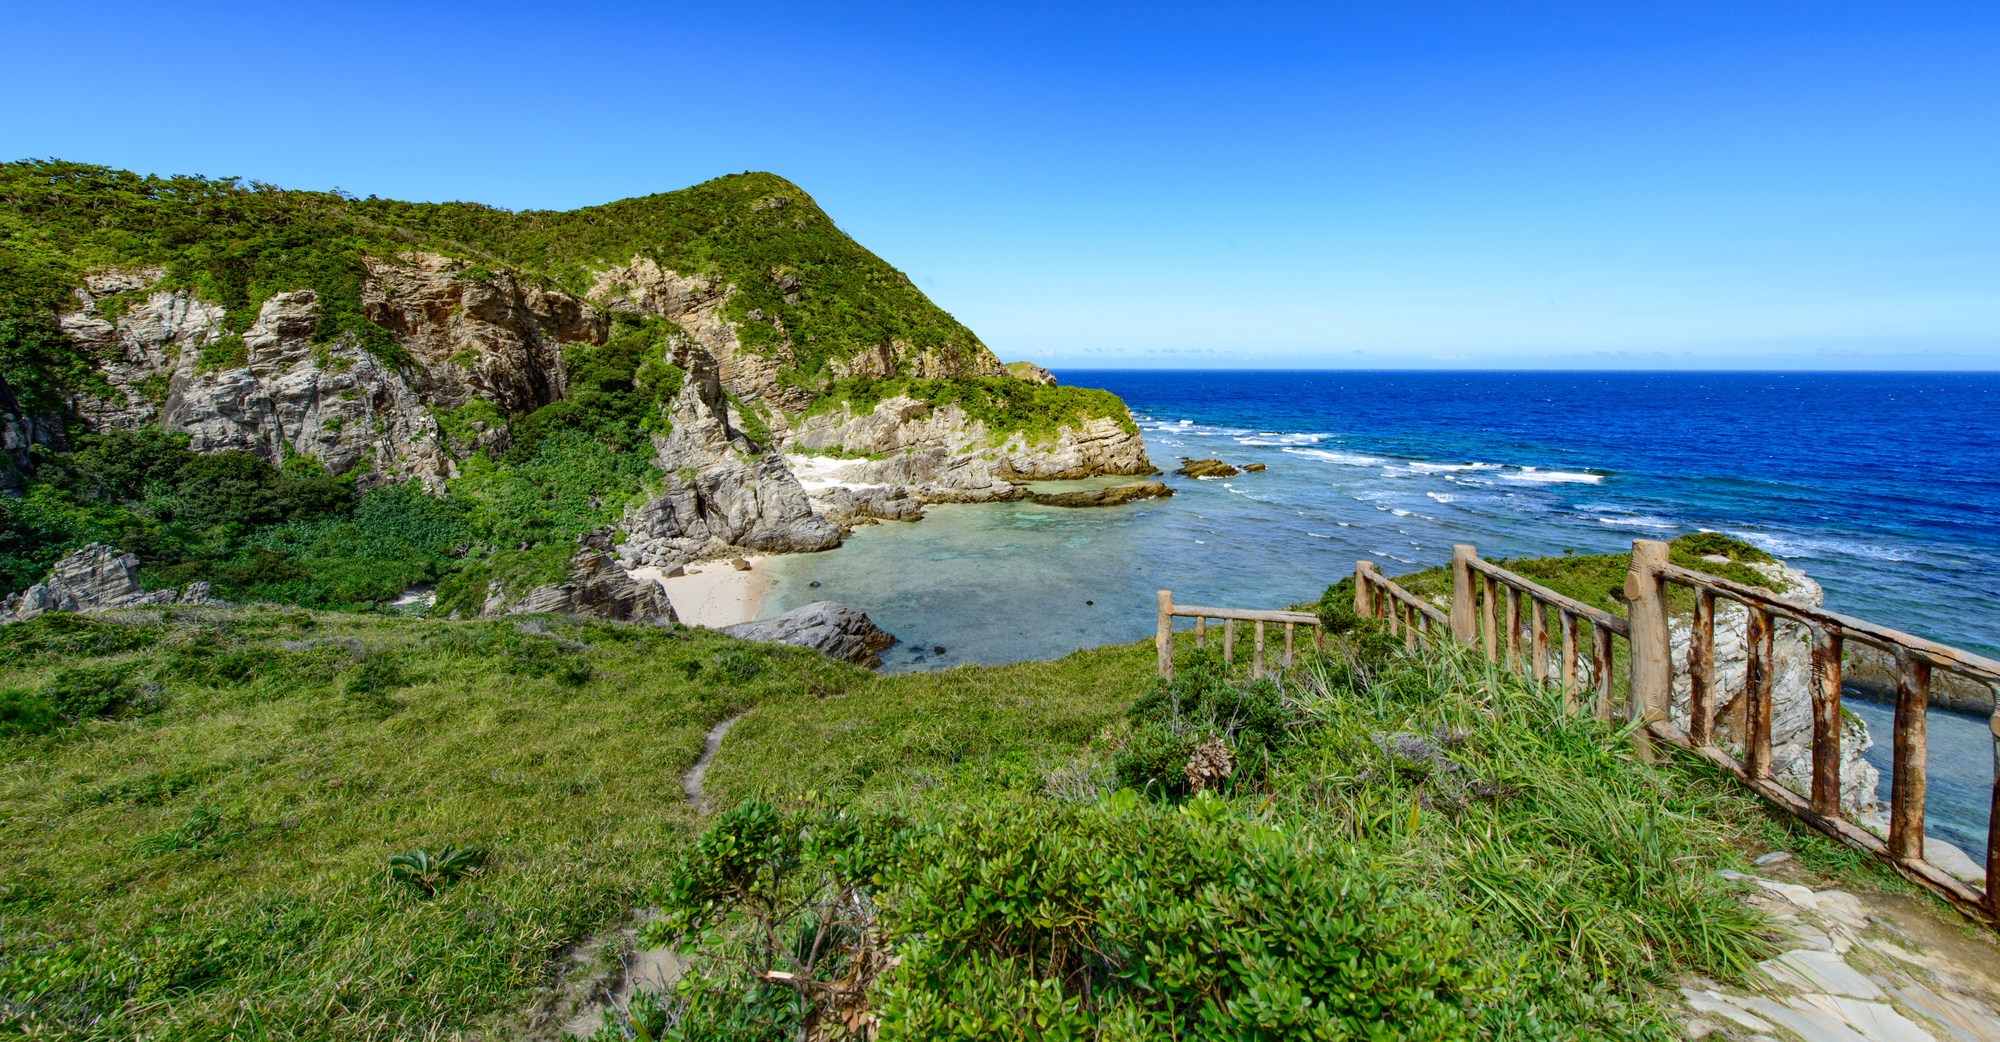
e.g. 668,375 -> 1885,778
4,2 -> 1995,370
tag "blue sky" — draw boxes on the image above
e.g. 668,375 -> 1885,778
4,2 -> 1994,369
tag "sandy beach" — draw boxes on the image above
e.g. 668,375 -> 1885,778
629,557 -> 772,628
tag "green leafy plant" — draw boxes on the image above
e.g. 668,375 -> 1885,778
387,845 -> 484,897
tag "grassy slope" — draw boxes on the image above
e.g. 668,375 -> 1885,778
0,609 -> 1137,1040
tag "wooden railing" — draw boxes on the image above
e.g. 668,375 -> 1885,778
1155,539 -> 2000,923
1153,591 -> 1321,681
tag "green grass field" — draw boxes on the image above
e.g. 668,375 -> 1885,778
0,604 -> 1917,1040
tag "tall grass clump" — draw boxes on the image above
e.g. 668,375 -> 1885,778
643,625 -> 1774,1041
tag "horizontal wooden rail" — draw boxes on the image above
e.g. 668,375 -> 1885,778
1156,591 -> 1321,680
1657,562 -> 2000,682
1465,556 -> 1629,635
1167,605 -> 1319,625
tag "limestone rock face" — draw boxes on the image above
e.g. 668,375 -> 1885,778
505,551 -> 678,625
784,395 -> 1153,505
615,355 -> 840,568
721,601 -> 896,668
0,543 -> 216,620
0,410 -> 66,492
809,484 -> 926,528
64,258 -> 602,489
1667,561 -> 1881,815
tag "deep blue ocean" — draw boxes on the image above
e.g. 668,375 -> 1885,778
762,370 -> 1998,862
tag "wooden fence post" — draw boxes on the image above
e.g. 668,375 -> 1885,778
1354,562 -> 1374,618
1624,540 -> 1672,749
1987,707 -> 1998,914
1888,655 -> 1930,861
1156,590 -> 1173,680
1809,626 -> 1844,818
1450,545 -> 1477,644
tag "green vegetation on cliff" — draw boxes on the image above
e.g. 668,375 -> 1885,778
807,375 -> 1140,445
0,602 -> 1909,1040
0,425 -> 654,611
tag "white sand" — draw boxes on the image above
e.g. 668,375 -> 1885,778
629,557 -> 772,629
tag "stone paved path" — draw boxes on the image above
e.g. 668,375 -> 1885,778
1680,859 -> 2000,1042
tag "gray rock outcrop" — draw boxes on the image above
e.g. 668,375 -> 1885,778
1667,561 -> 1881,815
721,601 -> 896,668
615,356 -> 840,569
1003,361 -> 1056,385
809,484 -> 926,528
783,394 -> 1153,508
64,260 -> 604,490
503,551 -> 678,625
2,544 -> 218,621
1025,481 -> 1173,508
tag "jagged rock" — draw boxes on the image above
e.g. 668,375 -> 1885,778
809,484 -> 926,527
784,394 -> 1153,507
1175,459 -> 1238,478
720,601 -> 896,668
729,558 -> 750,572
1025,481 -> 1173,508
1242,463 -> 1267,472
1003,360 -> 1057,385
0,543 -> 222,621
65,258 -> 604,489
1668,561 -> 1880,815
503,551 -> 678,625
0,410 -> 66,492
616,355 -> 840,568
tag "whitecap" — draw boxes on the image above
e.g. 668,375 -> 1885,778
1593,515 -> 1677,531
1391,509 -> 1413,517
1285,447 -> 1384,467
1426,492 -> 1456,503
1503,468 -> 1603,484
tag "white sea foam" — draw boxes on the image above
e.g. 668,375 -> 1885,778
1722,529 -> 1916,563
1407,462 -> 1500,473
1592,515 -> 1676,531
1502,467 -> 1603,484
1286,447 -> 1384,467
1426,492 -> 1456,504
1391,509 -> 1413,517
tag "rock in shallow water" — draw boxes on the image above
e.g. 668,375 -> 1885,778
721,601 -> 896,669
1175,459 -> 1238,478
1024,481 -> 1173,508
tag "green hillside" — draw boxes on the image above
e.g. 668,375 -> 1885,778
0,159 -> 988,393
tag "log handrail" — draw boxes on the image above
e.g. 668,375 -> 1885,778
1656,562 -> 2000,682
1155,591 -> 1321,681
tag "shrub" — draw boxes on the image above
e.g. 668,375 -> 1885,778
0,688 -> 58,737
